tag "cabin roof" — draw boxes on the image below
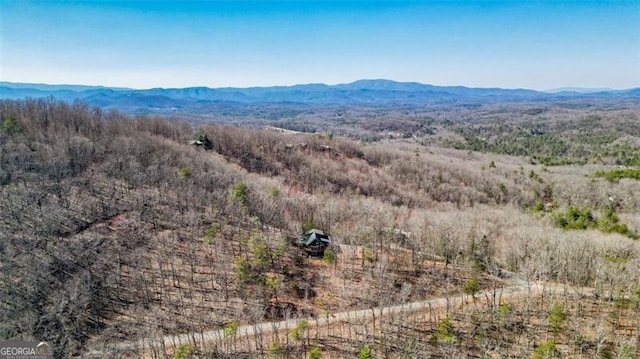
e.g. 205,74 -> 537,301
300,229 -> 330,247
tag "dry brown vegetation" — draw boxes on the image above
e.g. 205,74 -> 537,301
1,98 -> 639,358
218,287 -> 639,358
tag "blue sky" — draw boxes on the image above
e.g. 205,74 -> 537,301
1,0 -> 639,90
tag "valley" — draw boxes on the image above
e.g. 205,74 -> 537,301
1,95 -> 639,358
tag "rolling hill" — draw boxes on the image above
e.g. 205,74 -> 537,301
2,80 -> 639,114
1,81 -> 640,357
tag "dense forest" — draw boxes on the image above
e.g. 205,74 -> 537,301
1,98 -> 639,358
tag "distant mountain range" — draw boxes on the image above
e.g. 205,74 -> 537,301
1,80 -> 639,113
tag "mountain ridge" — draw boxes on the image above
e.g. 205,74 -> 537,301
1,79 -> 639,113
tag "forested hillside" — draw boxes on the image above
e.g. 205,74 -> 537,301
1,99 -> 639,358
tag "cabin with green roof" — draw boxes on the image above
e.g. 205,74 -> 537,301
297,229 -> 330,257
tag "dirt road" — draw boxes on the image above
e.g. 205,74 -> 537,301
97,278 -> 564,357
